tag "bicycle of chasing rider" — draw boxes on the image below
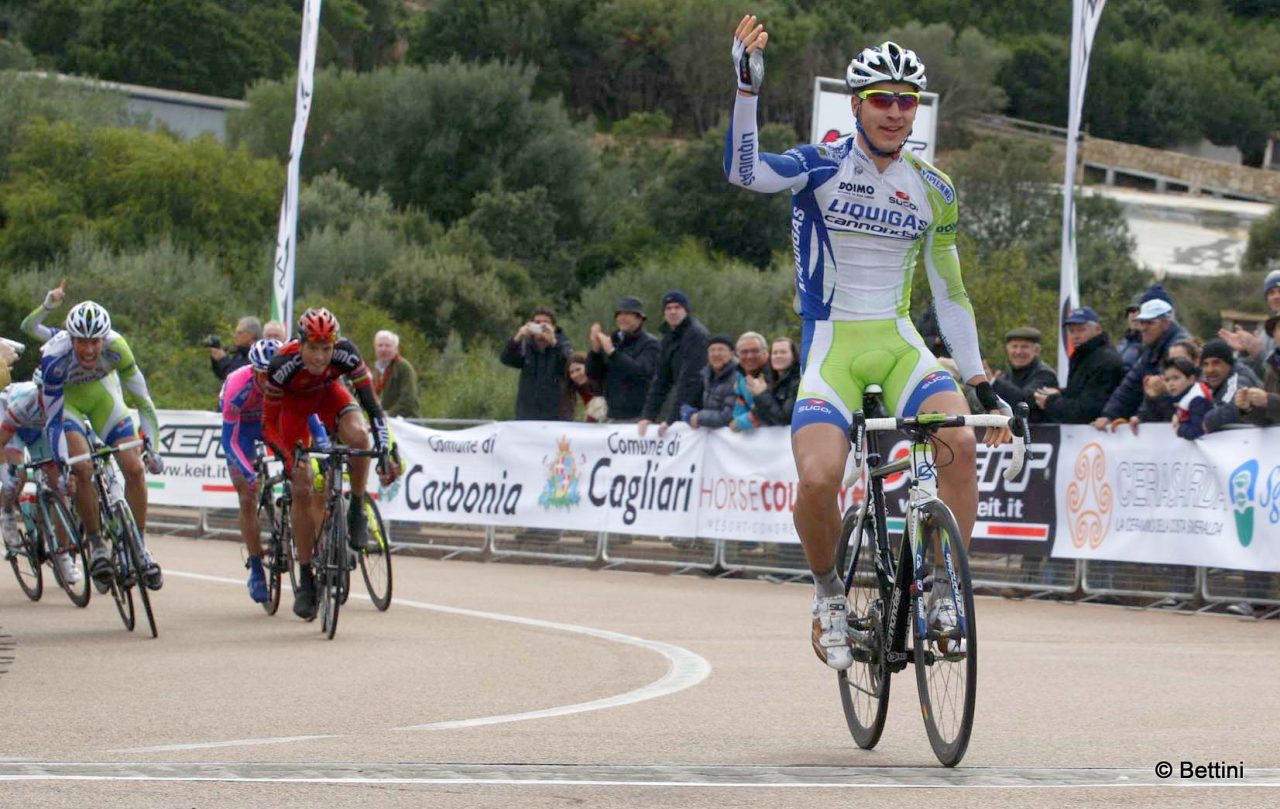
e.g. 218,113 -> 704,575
252,448 -> 293,616
7,456 -> 89,606
295,438 -> 393,639
70,436 -> 159,638
835,384 -> 1029,767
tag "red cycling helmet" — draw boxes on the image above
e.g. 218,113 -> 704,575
297,307 -> 341,344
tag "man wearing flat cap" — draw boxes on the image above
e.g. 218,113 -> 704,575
1035,307 -> 1125,424
989,326 -> 1058,423
587,296 -> 660,422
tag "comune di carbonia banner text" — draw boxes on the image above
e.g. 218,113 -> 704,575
144,412 -> 1279,573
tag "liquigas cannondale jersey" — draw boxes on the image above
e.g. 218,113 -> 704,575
723,94 -> 983,383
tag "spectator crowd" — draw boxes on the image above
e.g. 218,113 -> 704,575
496,270 -> 1280,441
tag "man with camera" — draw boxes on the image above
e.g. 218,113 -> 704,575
208,317 -> 263,382
500,307 -> 573,420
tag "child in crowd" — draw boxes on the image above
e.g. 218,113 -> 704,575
1163,356 -> 1212,440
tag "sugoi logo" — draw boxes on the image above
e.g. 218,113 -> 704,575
539,436 -> 582,510
796,398 -> 834,416
889,191 -> 918,211
1230,460 -> 1258,547
1067,442 -> 1112,549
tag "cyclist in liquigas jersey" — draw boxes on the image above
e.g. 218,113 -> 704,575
0,374 -> 80,584
26,296 -> 165,592
262,308 -> 397,620
725,16 -> 1012,671
219,338 -> 282,603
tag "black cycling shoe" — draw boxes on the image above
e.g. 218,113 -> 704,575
292,568 -> 317,620
347,498 -> 370,552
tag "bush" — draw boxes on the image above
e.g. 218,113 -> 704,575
0,71 -> 132,181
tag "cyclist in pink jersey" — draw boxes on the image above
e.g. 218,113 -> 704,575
219,339 -> 280,602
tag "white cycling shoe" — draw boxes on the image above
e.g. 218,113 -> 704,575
57,551 -> 82,585
927,596 -> 965,656
811,594 -> 854,671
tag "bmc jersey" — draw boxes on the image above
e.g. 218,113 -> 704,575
724,94 -> 983,383
262,338 -> 383,454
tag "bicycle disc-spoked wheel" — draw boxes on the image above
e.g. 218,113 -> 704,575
358,494 -> 392,612
258,499 -> 282,616
47,495 -> 90,607
836,504 -> 891,749
116,505 -> 157,638
318,499 -> 345,640
8,515 -> 43,601
913,501 -> 977,767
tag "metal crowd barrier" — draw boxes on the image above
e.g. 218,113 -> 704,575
1080,559 -> 1200,607
599,532 -> 720,572
148,504 -> 1280,619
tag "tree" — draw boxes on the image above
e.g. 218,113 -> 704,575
1243,204 -> 1280,275
0,118 -> 281,280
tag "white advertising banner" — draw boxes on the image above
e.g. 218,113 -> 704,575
1052,425 -> 1280,572
377,420 -> 705,537
150,409 -> 240,509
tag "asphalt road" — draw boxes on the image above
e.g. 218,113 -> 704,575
1,534 -> 1277,807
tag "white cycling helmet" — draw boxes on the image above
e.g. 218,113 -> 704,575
248,338 -> 282,371
846,41 -> 927,91
65,301 -> 112,339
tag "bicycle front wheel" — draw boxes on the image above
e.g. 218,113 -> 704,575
8,516 -> 43,601
108,532 -> 136,632
116,505 -> 157,639
48,495 -> 90,607
836,503 -> 891,749
318,499 -> 345,640
913,500 -> 977,767
258,498 -> 281,616
359,494 -> 392,612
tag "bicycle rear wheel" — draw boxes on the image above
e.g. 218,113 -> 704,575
359,494 -> 392,612
318,499 -> 345,640
47,495 -> 90,607
258,498 -> 282,616
836,503 -> 891,749
913,500 -> 977,767
8,516 -> 43,601
116,505 -> 157,639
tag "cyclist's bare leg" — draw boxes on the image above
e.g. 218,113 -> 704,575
335,410 -> 371,495
290,463 -> 319,565
43,464 -> 73,551
115,440 -> 147,531
0,443 -> 22,512
66,431 -> 101,535
916,389 -> 977,544
233,474 -> 262,557
791,422 -> 851,574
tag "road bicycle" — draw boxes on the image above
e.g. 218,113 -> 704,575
69,437 -> 158,638
296,442 -> 390,639
835,384 -> 1028,766
9,456 -> 89,606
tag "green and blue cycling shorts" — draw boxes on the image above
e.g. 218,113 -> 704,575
792,318 -> 959,434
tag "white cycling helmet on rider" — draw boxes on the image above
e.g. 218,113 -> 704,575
846,41 -> 927,91
64,301 -> 112,339
248,338 -> 282,372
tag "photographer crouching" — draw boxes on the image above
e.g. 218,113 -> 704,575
207,316 -> 263,382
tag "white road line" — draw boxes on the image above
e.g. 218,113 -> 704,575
113,736 -> 342,754
3,763 -> 1279,789
111,569 -> 709,751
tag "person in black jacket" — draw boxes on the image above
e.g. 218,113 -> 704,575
586,296 -> 660,422
638,291 -> 709,436
1200,339 -> 1263,434
752,336 -> 801,426
989,326 -> 1058,423
500,307 -> 573,421
1095,298 -> 1190,430
209,316 -> 262,381
1035,307 -> 1125,424
680,336 -> 743,429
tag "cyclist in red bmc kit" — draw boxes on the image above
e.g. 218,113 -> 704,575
262,308 -> 397,620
